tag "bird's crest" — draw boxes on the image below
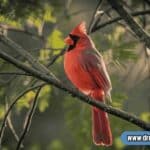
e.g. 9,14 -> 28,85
71,21 -> 87,36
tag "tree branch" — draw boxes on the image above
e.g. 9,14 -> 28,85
0,33 -> 60,84
0,50 -> 149,130
144,0 -> 150,6
7,112 -> 24,148
47,48 -> 66,67
0,34 -> 51,75
87,0 -> 103,34
104,8 -> 136,37
5,100 -> 22,147
107,0 -> 150,48
0,72 -> 31,76
0,82 -> 46,148
16,87 -> 42,150
0,24 -> 44,41
91,9 -> 150,32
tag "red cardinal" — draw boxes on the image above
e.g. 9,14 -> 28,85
64,21 -> 112,146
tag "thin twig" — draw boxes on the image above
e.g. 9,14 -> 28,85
0,50 -> 149,130
121,0 -> 133,11
0,24 -> 44,41
5,100 -> 24,148
105,9 -> 136,38
47,48 -> 66,67
0,82 -> 46,147
91,9 -> 150,33
7,116 -> 24,148
0,34 -> 59,83
31,47 -> 64,51
0,72 -> 31,76
93,7 -> 112,30
144,0 -> 150,6
16,87 -> 42,150
87,0 -> 103,34
107,0 -> 150,48
0,35 -> 51,75
142,1 -> 150,78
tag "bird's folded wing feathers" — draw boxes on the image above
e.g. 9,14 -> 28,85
79,49 -> 112,96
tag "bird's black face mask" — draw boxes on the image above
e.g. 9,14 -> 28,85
67,34 -> 80,51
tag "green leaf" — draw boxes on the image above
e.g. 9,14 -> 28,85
0,105 -> 5,120
39,49 -> 50,62
46,29 -> 65,50
112,92 -> 128,108
16,91 -> 35,111
38,85 -> 51,112
47,139 -> 64,150
140,112 -> 150,123
114,137 -> 125,149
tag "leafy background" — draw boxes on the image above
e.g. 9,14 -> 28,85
0,0 -> 149,149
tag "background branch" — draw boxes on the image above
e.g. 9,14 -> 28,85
0,35 -> 51,75
47,48 -> 66,67
0,24 -> 44,41
91,9 -> 150,32
0,82 -> 46,147
0,72 -> 31,76
107,0 -> 150,48
5,100 -> 23,148
144,0 -> 150,6
16,87 -> 42,150
87,0 -> 103,34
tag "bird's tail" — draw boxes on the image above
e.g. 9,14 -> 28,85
92,106 -> 112,146
91,89 -> 112,146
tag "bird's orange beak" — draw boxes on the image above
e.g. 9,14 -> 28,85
64,36 -> 73,45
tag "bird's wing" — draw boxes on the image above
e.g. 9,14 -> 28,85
79,49 -> 112,97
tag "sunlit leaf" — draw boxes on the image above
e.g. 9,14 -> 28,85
29,143 -> 41,150
112,92 -> 128,101
16,91 -> 35,111
0,15 -> 22,27
39,49 -> 50,62
38,85 -> 51,112
43,5 -> 56,22
140,112 -> 150,123
1,147 -> 8,150
0,105 -> 5,120
48,139 -> 64,150
113,26 -> 125,42
111,102 -> 122,108
38,99 -> 49,112
107,26 -> 125,45
114,137 -> 125,149
26,4 -> 56,32
47,29 -> 65,51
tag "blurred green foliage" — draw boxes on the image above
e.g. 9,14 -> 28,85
0,0 -> 42,19
0,0 -> 149,150
107,26 -> 138,63
140,112 -> 150,123
38,85 -> 51,112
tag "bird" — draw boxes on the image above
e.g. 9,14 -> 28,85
64,21 -> 112,146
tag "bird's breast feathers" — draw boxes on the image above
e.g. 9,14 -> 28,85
64,48 -> 111,95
